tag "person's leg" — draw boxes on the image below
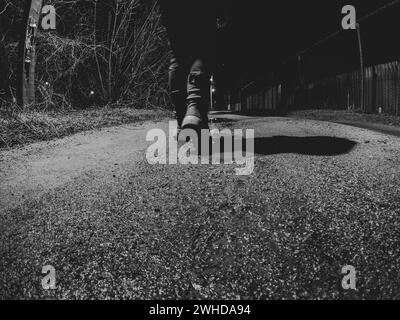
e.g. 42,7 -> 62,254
182,1 -> 216,130
184,58 -> 212,129
168,55 -> 188,127
159,0 -> 189,127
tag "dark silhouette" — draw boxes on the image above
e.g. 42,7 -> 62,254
158,0 -> 216,130
201,136 -> 357,158
252,136 -> 357,156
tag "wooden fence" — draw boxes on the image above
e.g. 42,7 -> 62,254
229,60 -> 400,116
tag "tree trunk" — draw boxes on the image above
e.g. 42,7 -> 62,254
17,0 -> 43,107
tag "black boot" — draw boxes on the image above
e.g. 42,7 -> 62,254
182,71 -> 210,131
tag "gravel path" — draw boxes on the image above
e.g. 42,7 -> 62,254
1,115 -> 399,299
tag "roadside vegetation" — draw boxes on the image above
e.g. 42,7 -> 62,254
0,103 -> 171,149
0,0 -> 172,149
288,109 -> 400,127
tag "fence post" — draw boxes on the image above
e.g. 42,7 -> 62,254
371,65 -> 377,113
397,62 -> 400,116
297,55 -> 303,108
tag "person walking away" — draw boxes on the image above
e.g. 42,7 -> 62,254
158,0 -> 217,133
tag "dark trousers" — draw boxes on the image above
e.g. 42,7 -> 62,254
159,0 -> 216,124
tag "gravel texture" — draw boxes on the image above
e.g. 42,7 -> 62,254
1,115 -> 399,299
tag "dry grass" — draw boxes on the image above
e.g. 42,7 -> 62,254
0,105 -> 172,149
288,109 -> 400,127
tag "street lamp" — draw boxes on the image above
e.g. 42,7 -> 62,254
210,75 -> 216,110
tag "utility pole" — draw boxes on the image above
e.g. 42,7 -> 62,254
17,0 -> 43,107
356,22 -> 365,112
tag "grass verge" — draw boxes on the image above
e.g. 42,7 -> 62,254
0,106 -> 173,149
288,109 -> 400,127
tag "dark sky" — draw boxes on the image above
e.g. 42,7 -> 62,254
219,0 -> 400,86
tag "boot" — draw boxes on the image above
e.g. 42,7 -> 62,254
182,72 -> 210,131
